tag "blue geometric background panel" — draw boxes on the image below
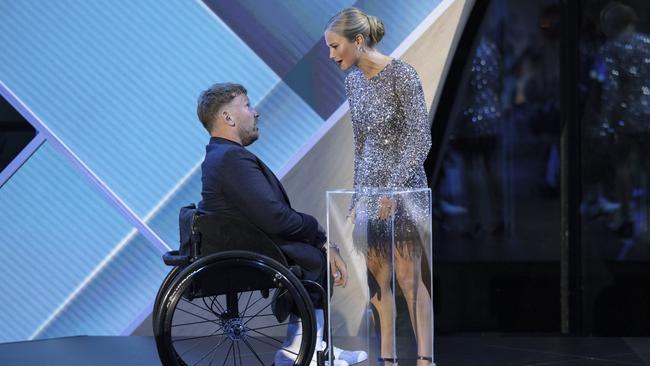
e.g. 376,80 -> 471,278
0,142 -> 135,342
204,0 -> 355,77
0,0 -> 443,342
247,81 -> 324,172
33,233 -> 168,339
147,170 -> 202,250
0,0 -> 279,217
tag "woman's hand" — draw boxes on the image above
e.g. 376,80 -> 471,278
378,196 -> 395,220
329,249 -> 348,287
348,207 -> 356,222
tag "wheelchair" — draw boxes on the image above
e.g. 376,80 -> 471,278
153,205 -> 330,366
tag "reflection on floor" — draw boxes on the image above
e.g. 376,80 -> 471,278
2,335 -> 650,366
433,186 -> 650,335
437,336 -> 650,366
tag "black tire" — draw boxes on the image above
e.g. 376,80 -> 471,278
154,251 -> 316,366
153,266 -> 182,331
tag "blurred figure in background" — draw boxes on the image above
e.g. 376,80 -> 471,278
451,34 -> 504,236
595,1 -> 650,237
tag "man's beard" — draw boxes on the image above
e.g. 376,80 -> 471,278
241,130 -> 259,146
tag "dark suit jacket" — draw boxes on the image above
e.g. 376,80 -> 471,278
198,137 -> 325,274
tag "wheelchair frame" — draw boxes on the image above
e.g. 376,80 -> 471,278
152,210 -> 330,366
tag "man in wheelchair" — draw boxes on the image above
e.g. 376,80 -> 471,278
193,82 -> 367,366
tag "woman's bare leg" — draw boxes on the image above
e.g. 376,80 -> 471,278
394,242 -> 433,365
367,249 -> 396,363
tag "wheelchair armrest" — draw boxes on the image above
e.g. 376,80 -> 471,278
163,250 -> 190,266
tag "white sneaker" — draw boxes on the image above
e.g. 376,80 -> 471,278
274,310 -> 360,366
274,349 -> 294,366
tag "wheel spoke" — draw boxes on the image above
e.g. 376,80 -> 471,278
242,337 -> 266,366
247,333 -> 299,357
175,325 -> 226,358
203,297 -> 218,315
240,293 -> 267,317
220,342 -> 234,366
249,320 -> 301,332
243,300 -> 275,326
207,295 -> 226,314
248,328 -> 284,345
238,313 -> 277,319
240,291 -> 254,318
191,337 -> 230,366
181,297 -> 221,317
215,295 -> 227,313
173,319 -> 221,328
236,341 -> 243,366
174,307 -> 220,326
172,330 -> 224,344
208,340 -> 220,366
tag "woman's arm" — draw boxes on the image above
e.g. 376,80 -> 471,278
388,62 -> 432,187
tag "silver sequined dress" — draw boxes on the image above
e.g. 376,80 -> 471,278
345,59 -> 432,254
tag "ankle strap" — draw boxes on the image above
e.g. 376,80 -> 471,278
378,357 -> 398,364
417,355 -> 433,361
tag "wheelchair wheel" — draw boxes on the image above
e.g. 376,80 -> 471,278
154,251 -> 316,366
153,266 -> 182,330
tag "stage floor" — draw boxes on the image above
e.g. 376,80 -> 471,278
1,335 -> 650,365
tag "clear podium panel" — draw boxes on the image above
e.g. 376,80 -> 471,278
327,188 -> 434,366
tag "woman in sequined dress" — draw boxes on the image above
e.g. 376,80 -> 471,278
325,8 -> 433,365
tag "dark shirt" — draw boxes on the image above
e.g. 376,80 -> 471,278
198,137 -> 322,246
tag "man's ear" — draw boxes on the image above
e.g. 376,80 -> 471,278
222,110 -> 235,126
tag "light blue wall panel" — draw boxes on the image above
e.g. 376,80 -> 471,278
205,0 -> 355,75
34,233 -> 168,338
0,142 -> 134,342
358,0 -> 442,54
0,0 -> 279,217
248,81 -> 324,172
147,171 -> 202,250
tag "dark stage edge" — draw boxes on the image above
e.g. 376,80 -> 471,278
2,335 -> 650,365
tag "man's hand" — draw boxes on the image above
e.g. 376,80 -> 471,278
329,249 -> 348,288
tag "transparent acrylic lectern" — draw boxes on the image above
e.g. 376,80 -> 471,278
326,188 -> 434,366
